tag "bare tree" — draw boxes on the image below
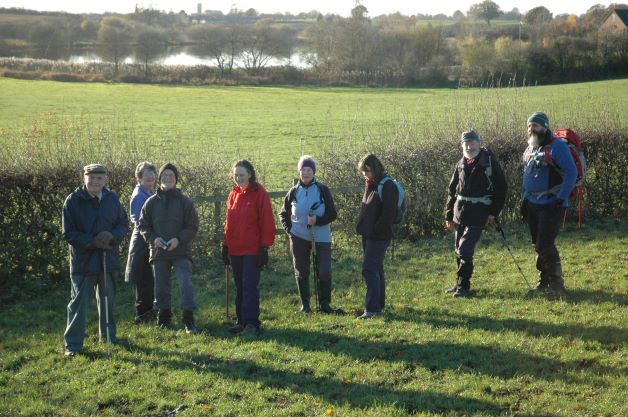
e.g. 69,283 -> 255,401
135,26 -> 168,77
240,19 -> 295,74
98,17 -> 132,75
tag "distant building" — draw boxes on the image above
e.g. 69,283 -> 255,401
197,3 -> 202,15
599,9 -> 628,35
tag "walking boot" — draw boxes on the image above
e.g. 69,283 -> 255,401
453,257 -> 472,298
134,307 -> 155,324
532,255 -> 550,293
157,309 -> 172,328
182,310 -> 198,334
296,278 -> 311,313
318,280 -> 344,314
446,256 -> 462,293
547,262 -> 566,295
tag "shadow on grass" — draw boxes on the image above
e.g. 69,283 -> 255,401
386,306 -> 627,346
115,339 -> 502,415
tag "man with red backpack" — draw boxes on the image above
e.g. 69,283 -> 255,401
522,112 -> 577,295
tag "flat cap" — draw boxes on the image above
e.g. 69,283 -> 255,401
83,163 -> 108,175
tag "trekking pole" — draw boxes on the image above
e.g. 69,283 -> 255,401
308,211 -> 319,311
494,220 -> 533,291
103,251 -> 112,355
225,265 -> 230,319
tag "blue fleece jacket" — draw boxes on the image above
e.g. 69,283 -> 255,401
522,130 -> 577,206
290,182 -> 332,243
62,186 -> 129,274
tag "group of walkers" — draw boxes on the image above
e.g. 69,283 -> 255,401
61,111 -> 578,356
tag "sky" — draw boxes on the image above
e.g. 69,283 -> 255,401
0,1 -> 606,17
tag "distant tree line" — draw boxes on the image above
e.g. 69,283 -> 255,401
0,2 -> 626,86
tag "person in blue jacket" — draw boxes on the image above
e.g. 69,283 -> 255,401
62,164 -> 129,356
124,161 -> 156,324
522,112 -> 577,294
279,156 -> 341,314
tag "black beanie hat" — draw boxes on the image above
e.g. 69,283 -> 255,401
158,163 -> 179,184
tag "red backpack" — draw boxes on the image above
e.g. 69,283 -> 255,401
545,129 -> 587,226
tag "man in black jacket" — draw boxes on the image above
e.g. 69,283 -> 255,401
138,163 -> 199,333
445,131 -> 507,297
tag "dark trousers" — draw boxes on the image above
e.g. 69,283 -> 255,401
361,238 -> 389,314
230,255 -> 261,328
134,251 -> 154,315
526,201 -> 564,264
454,225 -> 483,287
290,235 -> 332,283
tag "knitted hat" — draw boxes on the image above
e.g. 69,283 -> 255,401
527,112 -> 549,128
158,162 -> 179,184
297,155 -> 316,174
460,130 -> 481,143
83,163 -> 107,175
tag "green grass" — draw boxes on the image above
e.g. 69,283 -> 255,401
1,220 -> 626,416
1,78 -> 626,185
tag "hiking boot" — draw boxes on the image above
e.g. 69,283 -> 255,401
547,262 -> 566,295
319,303 -> 344,315
357,311 -> 380,320
238,324 -> 259,339
453,286 -> 471,298
64,349 -> 78,357
296,278 -> 311,314
134,308 -> 155,324
157,309 -> 172,328
445,285 -> 457,293
182,310 -> 197,334
228,323 -> 245,334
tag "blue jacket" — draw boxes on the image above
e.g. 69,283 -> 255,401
129,184 -> 154,227
522,130 -> 577,206
279,180 -> 337,243
62,186 -> 129,274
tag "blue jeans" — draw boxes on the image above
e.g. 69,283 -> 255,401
230,255 -> 261,328
152,258 -> 196,311
64,272 -> 116,351
362,238 -> 390,314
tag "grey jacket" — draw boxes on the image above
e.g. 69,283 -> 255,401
138,188 -> 199,262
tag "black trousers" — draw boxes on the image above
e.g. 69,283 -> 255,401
526,201 -> 565,264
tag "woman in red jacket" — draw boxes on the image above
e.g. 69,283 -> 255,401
222,160 -> 276,338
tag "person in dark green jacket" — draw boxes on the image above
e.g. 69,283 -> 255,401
139,163 -> 199,333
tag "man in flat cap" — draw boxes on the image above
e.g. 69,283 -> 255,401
62,164 -> 128,356
445,131 -> 507,297
522,112 -> 576,295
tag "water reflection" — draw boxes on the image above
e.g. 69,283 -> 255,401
5,45 -> 309,68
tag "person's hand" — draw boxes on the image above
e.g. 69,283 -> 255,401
154,237 -> 168,250
485,215 -> 495,226
446,220 -> 456,232
553,199 -> 565,210
93,231 -> 114,249
166,238 -> 179,251
221,244 -> 230,265
256,246 -> 269,269
307,214 -> 317,227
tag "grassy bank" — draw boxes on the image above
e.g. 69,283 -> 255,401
0,220 -> 626,416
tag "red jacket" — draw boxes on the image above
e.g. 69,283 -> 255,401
224,183 -> 276,256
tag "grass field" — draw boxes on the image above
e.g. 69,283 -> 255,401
0,220 -> 626,416
1,78 -> 626,185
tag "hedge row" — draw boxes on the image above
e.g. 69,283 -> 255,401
1,126 -> 625,288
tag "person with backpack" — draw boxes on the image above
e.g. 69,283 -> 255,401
279,156 -> 342,314
356,154 -> 398,319
125,161 -> 156,324
445,130 -> 508,297
522,112 -> 577,294
222,160 -> 276,338
138,163 -> 200,333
